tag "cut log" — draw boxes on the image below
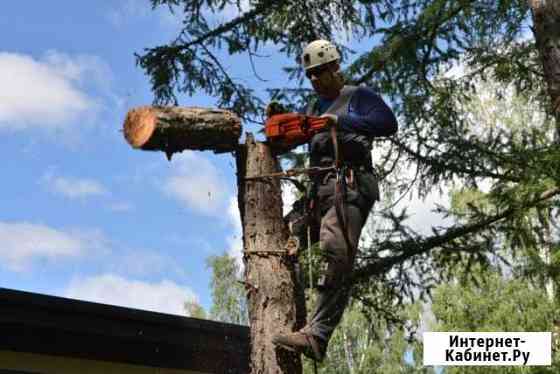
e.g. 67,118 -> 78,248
123,106 -> 242,158
236,134 -> 305,373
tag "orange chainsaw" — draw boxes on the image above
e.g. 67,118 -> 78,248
265,113 -> 329,149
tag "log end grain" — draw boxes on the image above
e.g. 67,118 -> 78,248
123,106 -> 157,148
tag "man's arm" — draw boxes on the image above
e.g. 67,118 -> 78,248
337,87 -> 398,137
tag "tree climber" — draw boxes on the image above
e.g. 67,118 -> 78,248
270,39 -> 398,362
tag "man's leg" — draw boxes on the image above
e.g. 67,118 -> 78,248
304,202 -> 368,353
272,188 -> 373,361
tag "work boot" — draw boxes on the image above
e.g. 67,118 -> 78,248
272,330 -> 325,362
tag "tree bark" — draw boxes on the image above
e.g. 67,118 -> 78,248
236,134 -> 304,374
122,106 -> 241,159
529,2 -> 560,342
529,0 -> 560,133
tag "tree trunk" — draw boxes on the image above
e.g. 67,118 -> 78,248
529,0 -> 560,133
236,134 -> 304,374
530,2 -> 560,349
123,106 -> 241,159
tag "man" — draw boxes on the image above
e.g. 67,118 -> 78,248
271,40 -> 398,361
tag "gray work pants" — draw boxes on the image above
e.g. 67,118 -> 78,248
304,171 -> 375,351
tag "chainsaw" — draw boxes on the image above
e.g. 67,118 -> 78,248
265,113 -> 329,149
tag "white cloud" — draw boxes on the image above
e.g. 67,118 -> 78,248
282,183 -> 298,216
370,140 -> 454,238
42,50 -> 112,89
110,250 -> 187,279
162,151 -> 230,216
226,196 -> 243,269
444,62 -> 467,80
0,51 -> 109,131
64,274 -> 197,316
394,190 -> 454,236
42,172 -> 108,199
0,222 -> 104,271
226,181 -> 298,271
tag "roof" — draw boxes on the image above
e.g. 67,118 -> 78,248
0,288 -> 249,373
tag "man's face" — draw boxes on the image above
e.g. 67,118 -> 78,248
306,62 -> 341,99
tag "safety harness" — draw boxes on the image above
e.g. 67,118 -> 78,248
247,120 -> 355,254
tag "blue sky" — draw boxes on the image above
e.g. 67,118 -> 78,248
0,1 -> 455,317
0,0 -> 276,315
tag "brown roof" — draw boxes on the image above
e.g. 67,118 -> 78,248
0,288 -> 249,373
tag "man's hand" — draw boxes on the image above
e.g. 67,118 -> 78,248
266,101 -> 287,117
320,113 -> 338,128
284,236 -> 300,257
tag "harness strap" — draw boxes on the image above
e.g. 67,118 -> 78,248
335,168 -> 355,257
330,125 -> 355,257
330,125 -> 341,169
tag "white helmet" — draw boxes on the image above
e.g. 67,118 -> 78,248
301,40 -> 340,71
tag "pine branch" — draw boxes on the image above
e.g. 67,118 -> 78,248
171,0 -> 283,52
390,137 -> 521,183
350,0 -> 477,86
352,186 -> 560,284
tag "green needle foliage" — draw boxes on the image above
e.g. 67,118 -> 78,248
430,268 -> 558,373
303,300 -> 435,374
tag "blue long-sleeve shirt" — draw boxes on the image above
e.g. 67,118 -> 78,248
314,86 -> 398,137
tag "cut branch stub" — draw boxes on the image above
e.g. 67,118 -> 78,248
123,106 -> 242,157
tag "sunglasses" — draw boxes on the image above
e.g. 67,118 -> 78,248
305,65 -> 333,79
